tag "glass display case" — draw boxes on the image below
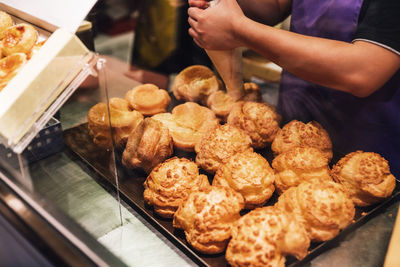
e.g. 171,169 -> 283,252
0,1 -> 399,267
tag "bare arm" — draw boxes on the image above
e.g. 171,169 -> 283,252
188,0 -> 400,97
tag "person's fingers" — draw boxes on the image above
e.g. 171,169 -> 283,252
188,7 -> 202,21
188,27 -> 199,40
188,0 -> 210,9
187,17 -> 199,31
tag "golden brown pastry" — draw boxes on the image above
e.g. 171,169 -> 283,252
0,52 -> 27,91
125,83 -> 171,116
1,23 -> 38,56
122,117 -> 173,173
275,180 -> 355,242
0,11 -> 13,40
331,151 -> 396,207
213,150 -> 275,209
195,124 -> 252,174
143,157 -> 210,218
206,82 -> 262,121
27,40 -> 45,59
272,146 -> 332,194
87,98 -> 144,149
241,82 -> 262,102
206,90 -> 236,120
172,65 -> 220,104
271,120 -> 333,160
226,206 -> 310,267
227,101 -> 281,149
173,186 -> 244,254
152,102 -> 219,151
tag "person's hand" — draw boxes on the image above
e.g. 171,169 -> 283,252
188,0 -> 210,9
188,0 -> 246,50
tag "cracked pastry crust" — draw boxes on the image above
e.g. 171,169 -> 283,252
272,146 -> 332,194
173,186 -> 244,254
172,65 -> 220,104
122,117 -> 173,173
143,157 -> 210,218
227,101 -> 281,149
271,120 -> 333,161
206,82 -> 262,121
1,23 -> 38,56
226,206 -> 310,267
87,98 -> 144,149
152,102 -> 219,151
331,151 -> 396,207
275,180 -> 355,242
195,124 -> 252,174
0,11 -> 13,40
125,83 -> 171,116
213,150 -> 275,209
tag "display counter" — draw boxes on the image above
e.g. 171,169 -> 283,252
0,54 -> 399,266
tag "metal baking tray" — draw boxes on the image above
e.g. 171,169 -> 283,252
63,106 -> 400,267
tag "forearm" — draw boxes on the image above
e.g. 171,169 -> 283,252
236,0 -> 292,26
236,17 -> 400,97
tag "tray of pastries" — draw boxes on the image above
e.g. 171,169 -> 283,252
64,65 -> 400,267
0,6 -> 95,153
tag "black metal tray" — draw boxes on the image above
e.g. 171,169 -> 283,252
63,123 -> 400,267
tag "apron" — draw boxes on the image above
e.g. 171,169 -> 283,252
278,0 -> 400,177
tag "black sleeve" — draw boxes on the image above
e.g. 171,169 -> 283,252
354,0 -> 400,55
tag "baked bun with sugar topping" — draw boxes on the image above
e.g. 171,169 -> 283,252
272,146 -> 332,194
226,206 -> 310,267
213,150 -> 275,209
275,180 -> 355,242
1,23 -> 38,56
87,98 -> 143,149
173,186 -> 244,254
122,118 -> 173,173
227,101 -> 281,149
172,65 -> 220,104
152,102 -> 219,151
0,11 -> 13,40
195,124 -> 252,174
271,120 -> 333,160
331,151 -> 396,207
143,157 -> 210,218
125,83 -> 170,116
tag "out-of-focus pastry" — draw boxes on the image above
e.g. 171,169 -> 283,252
152,102 -> 219,151
206,82 -> 262,121
275,180 -> 355,242
122,117 -> 173,173
172,65 -> 220,104
0,52 -> 27,91
272,146 -> 332,194
226,206 -> 310,267
271,120 -> 333,160
331,151 -> 396,207
143,157 -> 210,218
27,40 -> 45,59
0,11 -> 13,40
241,82 -> 262,102
125,83 -> 171,116
195,124 -> 252,174
173,186 -> 244,254
1,23 -> 38,56
227,101 -> 281,149
213,150 -> 275,209
206,90 -> 236,120
87,98 -> 144,149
